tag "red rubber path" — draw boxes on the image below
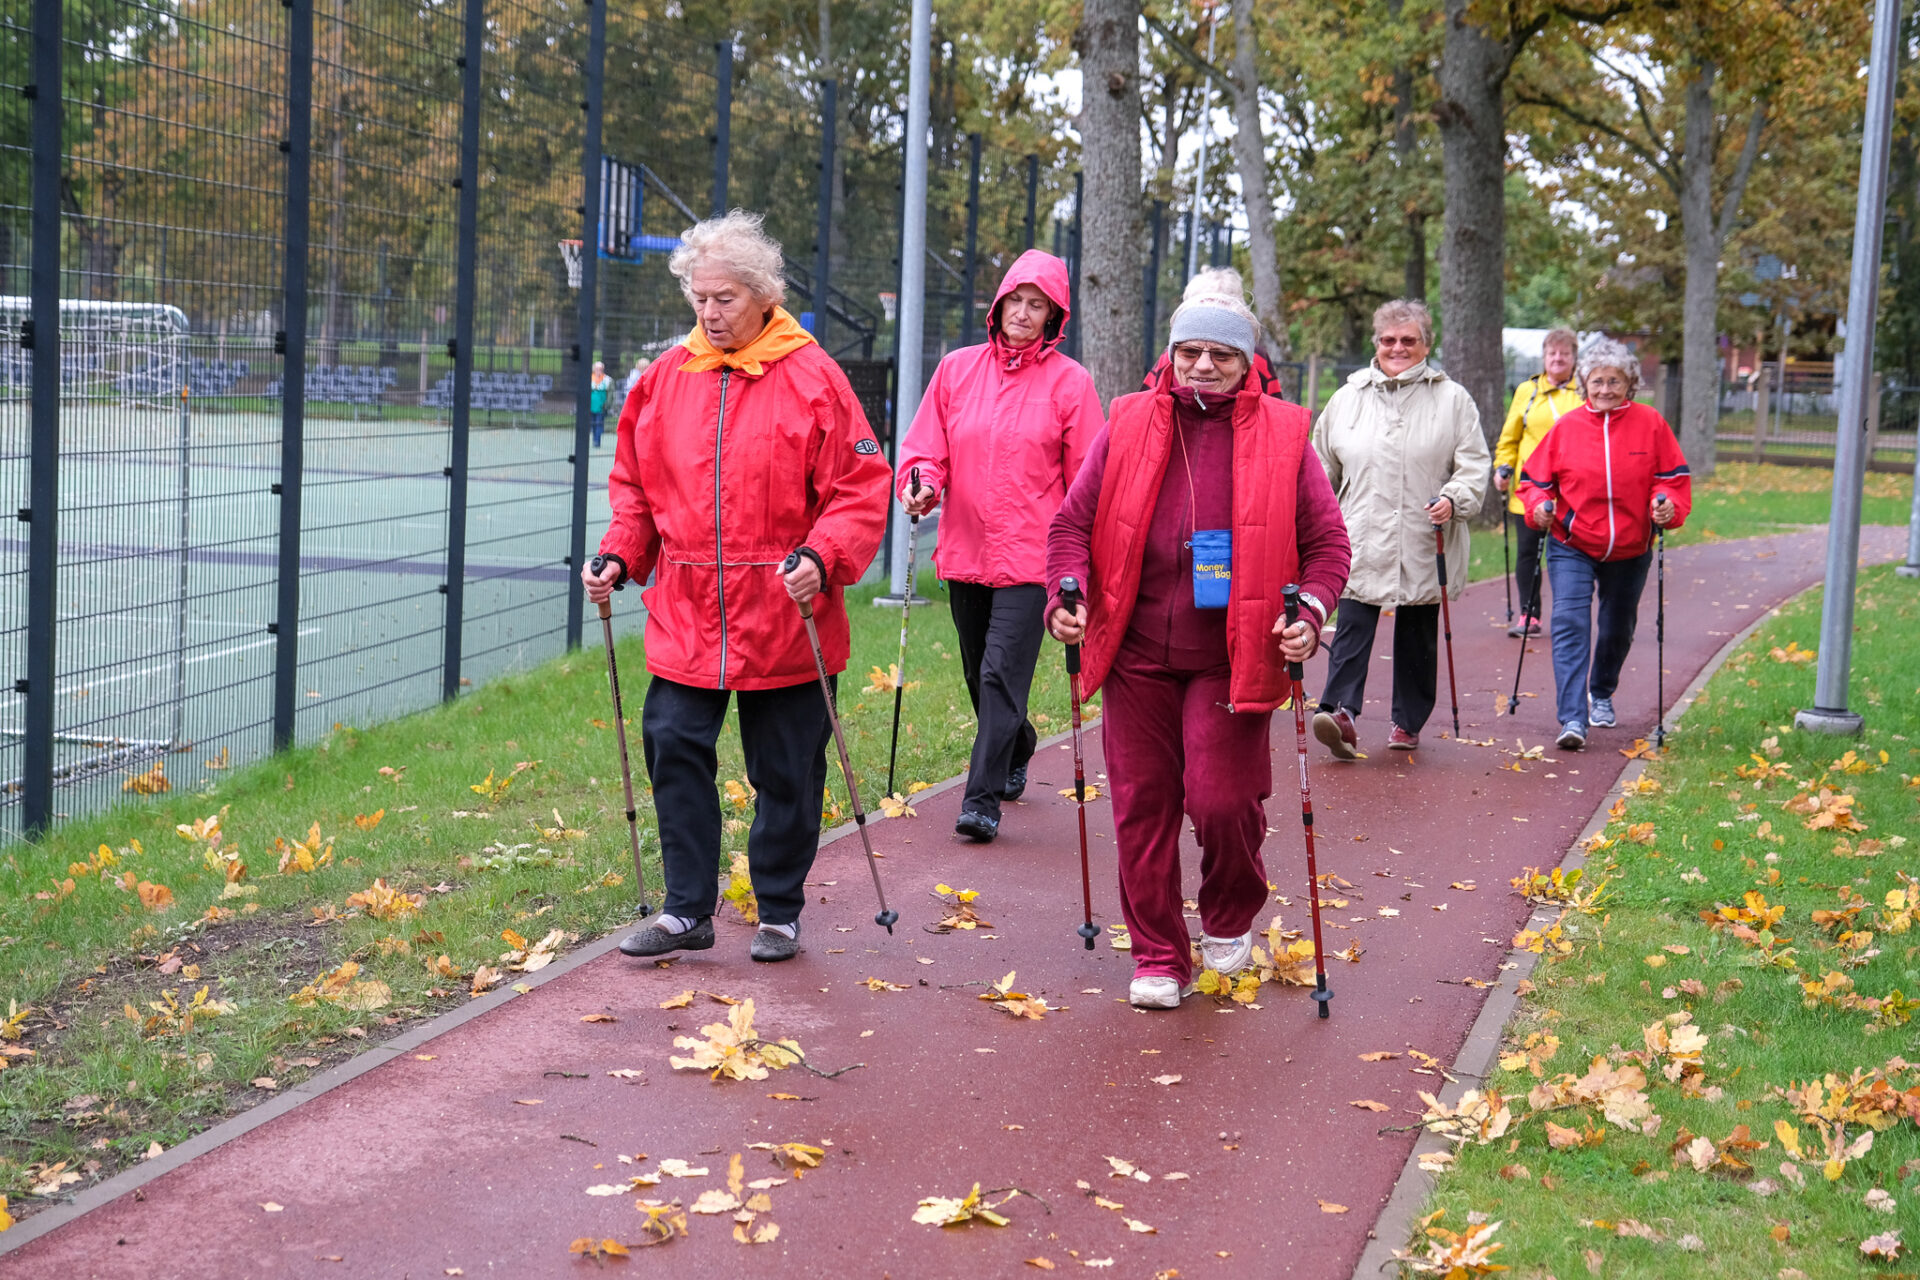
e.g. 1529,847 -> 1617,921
11,528 -> 1902,1279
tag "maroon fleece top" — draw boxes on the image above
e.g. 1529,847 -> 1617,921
1048,384 -> 1349,671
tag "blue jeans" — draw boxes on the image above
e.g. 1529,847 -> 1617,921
591,410 -> 608,447
1545,539 -> 1651,727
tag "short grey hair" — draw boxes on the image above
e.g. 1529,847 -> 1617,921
669,209 -> 786,306
1373,298 -> 1433,347
1182,266 -> 1246,306
1577,336 -> 1641,395
1543,326 -> 1578,355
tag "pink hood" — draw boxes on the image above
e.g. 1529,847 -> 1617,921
985,250 -> 1073,369
895,250 -> 1103,587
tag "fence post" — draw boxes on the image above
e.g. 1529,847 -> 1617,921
960,133 -> 981,348
1305,352 -> 1321,415
22,0 -> 63,832
712,40 -> 732,217
1024,154 -> 1038,251
1750,363 -> 1770,464
1067,171 -> 1083,361
1865,371 -> 1883,466
443,0 -> 483,700
812,78 -> 836,346
1142,199 -> 1165,375
272,0 -> 315,751
568,0 -> 608,652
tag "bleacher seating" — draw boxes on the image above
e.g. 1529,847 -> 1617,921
263,363 -> 398,406
420,369 -> 551,413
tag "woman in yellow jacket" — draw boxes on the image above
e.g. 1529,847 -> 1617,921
1493,327 -> 1581,637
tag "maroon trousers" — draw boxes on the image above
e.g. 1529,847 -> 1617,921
1103,645 -> 1275,984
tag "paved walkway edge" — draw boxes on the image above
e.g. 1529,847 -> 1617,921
0,725 -> 1061,1257
1345,591 -> 1796,1280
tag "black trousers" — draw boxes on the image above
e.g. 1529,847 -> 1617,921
1510,514 -> 1547,619
1319,600 -> 1440,733
641,674 -> 831,927
948,581 -> 1046,820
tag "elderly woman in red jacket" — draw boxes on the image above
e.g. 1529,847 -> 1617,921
581,210 -> 892,963
1518,336 -> 1691,752
897,250 -> 1103,843
1047,295 -> 1351,1010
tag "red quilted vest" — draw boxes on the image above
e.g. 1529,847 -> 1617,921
1081,369 -> 1308,712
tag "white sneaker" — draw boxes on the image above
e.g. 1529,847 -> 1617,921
1129,976 -> 1195,1010
1199,931 -> 1255,976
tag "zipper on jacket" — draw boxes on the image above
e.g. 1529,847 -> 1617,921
714,369 -> 731,688
1601,409 -> 1617,560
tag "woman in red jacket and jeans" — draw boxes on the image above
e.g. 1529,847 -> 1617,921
898,251 -> 1103,843
1047,296 -> 1351,1009
581,211 -> 892,963
1518,337 -> 1691,751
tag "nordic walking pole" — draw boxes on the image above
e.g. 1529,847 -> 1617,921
588,554 -> 651,916
1654,493 -> 1669,750
1497,466 -> 1514,627
885,467 -> 921,798
781,550 -> 898,933
1282,585 -> 1332,1018
1058,577 -> 1098,950
1508,501 -> 1551,716
1430,498 -> 1461,738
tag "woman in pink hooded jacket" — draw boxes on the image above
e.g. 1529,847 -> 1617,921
898,250 -> 1104,843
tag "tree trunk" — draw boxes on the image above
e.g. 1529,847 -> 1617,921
1438,0 -> 1509,457
1078,0 -> 1145,406
1677,63 -> 1721,478
1230,0 -> 1284,353
1389,0 -> 1426,301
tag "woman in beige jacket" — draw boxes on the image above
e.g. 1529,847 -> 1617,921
1310,299 -> 1489,755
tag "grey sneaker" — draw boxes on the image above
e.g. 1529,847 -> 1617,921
1556,720 -> 1588,751
618,916 -> 714,957
1588,695 -> 1617,728
750,923 -> 801,963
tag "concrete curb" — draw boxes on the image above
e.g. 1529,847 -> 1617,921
0,714 -> 1087,1257
1345,589 -> 1794,1279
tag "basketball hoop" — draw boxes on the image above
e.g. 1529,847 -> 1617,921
878,291 -> 897,323
559,239 -> 584,289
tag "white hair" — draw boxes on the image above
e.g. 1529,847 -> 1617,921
669,209 -> 786,306
1372,298 -> 1433,347
1577,336 -> 1641,396
1182,266 -> 1246,306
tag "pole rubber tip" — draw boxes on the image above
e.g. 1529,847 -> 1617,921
1078,921 -> 1099,949
876,909 -> 899,933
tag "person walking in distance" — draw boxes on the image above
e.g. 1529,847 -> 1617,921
1046,292 -> 1351,1010
580,210 -> 891,962
897,249 -> 1103,844
1494,328 -> 1582,637
589,360 -> 613,448
1311,299 -> 1488,757
1518,336 -> 1690,751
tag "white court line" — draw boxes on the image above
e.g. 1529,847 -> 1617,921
26,627 -> 325,701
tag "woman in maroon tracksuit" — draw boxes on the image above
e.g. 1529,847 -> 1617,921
1047,296 -> 1350,1010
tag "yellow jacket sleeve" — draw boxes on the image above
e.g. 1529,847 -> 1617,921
1494,380 -> 1534,473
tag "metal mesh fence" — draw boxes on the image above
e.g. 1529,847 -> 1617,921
1,0 -> 1071,838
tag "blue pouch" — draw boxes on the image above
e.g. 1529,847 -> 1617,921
1191,528 -> 1231,609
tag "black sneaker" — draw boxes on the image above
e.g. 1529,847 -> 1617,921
749,923 -> 801,963
955,810 -> 999,843
1002,763 -> 1029,801
618,916 -> 715,957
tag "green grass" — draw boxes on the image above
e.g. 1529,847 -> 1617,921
1417,564 -> 1920,1278
1466,462 -> 1916,585
0,569 -> 1088,1214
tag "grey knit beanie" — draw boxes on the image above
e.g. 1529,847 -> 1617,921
1167,300 -> 1259,366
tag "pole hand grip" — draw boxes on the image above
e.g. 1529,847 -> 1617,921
1059,576 -> 1082,677
1282,583 -> 1305,682
589,552 -> 624,592
780,550 -> 814,620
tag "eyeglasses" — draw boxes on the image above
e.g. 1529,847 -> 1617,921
1374,335 -> 1423,349
1171,344 -> 1245,364
1586,374 -> 1629,389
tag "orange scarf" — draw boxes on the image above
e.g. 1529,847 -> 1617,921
680,306 -> 817,376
